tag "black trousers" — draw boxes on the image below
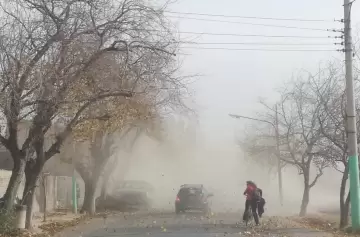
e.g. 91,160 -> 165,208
242,199 -> 259,224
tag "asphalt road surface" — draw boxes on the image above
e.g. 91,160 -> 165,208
56,210 -> 333,237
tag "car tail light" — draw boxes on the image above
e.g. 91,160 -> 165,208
175,196 -> 180,202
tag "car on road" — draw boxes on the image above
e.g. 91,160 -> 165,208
96,180 -> 154,212
175,184 -> 213,214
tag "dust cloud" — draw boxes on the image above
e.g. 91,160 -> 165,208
104,121 -> 341,217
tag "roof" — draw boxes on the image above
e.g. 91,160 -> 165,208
180,184 -> 203,189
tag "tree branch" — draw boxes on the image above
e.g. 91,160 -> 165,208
310,168 -> 324,188
44,91 -> 133,160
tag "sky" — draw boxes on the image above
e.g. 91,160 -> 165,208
163,0 -> 360,146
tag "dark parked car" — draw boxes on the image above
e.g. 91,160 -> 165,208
175,184 -> 213,214
96,180 -> 154,211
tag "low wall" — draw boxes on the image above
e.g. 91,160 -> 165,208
0,170 -> 58,214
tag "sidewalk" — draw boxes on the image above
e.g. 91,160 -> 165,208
258,216 -> 335,237
33,212 -> 80,226
31,211 -> 89,236
289,215 -> 356,237
52,212 -> 121,237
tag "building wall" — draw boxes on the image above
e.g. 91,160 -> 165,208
0,121 -> 91,214
0,169 -> 25,198
0,122 -> 82,213
0,169 -> 80,214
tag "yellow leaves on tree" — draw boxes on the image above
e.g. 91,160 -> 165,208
72,97 -> 156,141
58,51 -> 160,141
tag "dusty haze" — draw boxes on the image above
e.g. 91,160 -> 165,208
99,119 -> 342,217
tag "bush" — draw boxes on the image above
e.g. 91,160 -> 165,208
0,208 -> 16,235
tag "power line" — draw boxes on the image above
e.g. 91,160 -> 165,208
165,11 -> 336,23
175,42 -> 336,46
168,16 -> 338,32
138,29 -> 336,39
180,47 -> 338,52
174,31 -> 334,39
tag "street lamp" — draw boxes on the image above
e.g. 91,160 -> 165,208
229,109 -> 283,206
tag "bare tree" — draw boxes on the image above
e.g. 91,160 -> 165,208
308,64 -> 348,228
314,60 -> 360,228
96,114 -> 165,202
76,132 -> 114,215
99,126 -> 146,201
75,126 -> 142,215
64,48 -> 186,215
241,74 -> 332,216
239,122 -> 286,176
0,0 -> 186,229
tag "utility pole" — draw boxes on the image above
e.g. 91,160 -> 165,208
344,0 -> 360,231
274,104 -> 283,206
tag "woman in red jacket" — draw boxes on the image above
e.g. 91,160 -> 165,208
242,181 -> 260,225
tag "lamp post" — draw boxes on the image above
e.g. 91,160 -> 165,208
230,108 -> 283,206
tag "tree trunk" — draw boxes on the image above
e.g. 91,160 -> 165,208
22,174 -> 39,230
340,192 -> 350,229
78,156 -> 108,215
2,158 -> 26,210
100,158 -> 119,200
81,179 -> 97,215
300,185 -> 310,216
100,167 -> 111,200
22,161 -> 43,230
100,178 -> 108,200
340,165 -> 350,228
299,170 -> 310,216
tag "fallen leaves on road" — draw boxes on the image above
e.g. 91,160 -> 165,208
291,216 -> 359,237
0,215 -> 89,237
38,215 -> 88,236
294,216 -> 336,231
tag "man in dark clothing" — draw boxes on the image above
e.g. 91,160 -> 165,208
242,181 -> 260,225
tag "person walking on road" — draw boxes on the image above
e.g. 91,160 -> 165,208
243,180 -> 260,225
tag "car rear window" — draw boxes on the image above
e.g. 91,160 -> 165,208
178,188 -> 202,197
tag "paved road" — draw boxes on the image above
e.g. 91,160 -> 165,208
55,210 -> 333,237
